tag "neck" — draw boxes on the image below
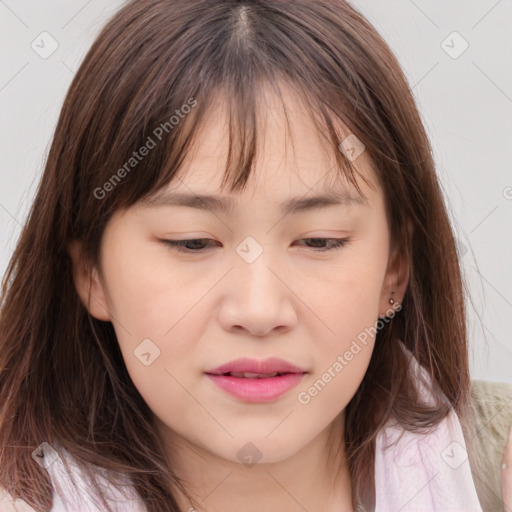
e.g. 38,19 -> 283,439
157,413 -> 354,512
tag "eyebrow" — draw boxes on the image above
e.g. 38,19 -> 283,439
142,190 -> 369,215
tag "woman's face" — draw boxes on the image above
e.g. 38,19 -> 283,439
70,83 -> 407,466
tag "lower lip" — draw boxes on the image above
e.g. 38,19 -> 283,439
205,373 -> 306,403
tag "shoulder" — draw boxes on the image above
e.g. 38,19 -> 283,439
0,489 -> 37,512
468,379 -> 512,512
469,379 -> 512,453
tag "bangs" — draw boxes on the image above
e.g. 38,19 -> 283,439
112,76 -> 372,215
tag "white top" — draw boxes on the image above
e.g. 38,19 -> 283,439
1,447 -> 147,512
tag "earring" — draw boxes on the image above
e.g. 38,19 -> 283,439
378,293 -> 399,319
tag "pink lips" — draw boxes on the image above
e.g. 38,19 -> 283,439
205,357 -> 307,403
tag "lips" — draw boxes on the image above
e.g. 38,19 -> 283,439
205,357 -> 306,377
205,358 -> 307,402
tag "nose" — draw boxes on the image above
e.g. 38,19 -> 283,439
217,255 -> 298,337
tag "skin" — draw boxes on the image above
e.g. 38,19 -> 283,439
69,82 -> 410,512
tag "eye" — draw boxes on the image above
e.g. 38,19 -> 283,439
162,238 -> 219,253
294,238 -> 350,251
161,238 -> 350,253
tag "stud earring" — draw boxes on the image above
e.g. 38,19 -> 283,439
378,293 -> 400,319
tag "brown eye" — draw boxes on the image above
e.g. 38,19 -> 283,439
162,238 -> 219,253
294,238 -> 350,252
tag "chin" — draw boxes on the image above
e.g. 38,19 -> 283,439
213,436 -> 304,467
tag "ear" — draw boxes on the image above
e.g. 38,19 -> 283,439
67,239 -> 112,321
378,230 -> 410,319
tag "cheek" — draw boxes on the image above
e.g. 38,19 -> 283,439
301,246 -> 386,404
114,313 -> 204,434
100,236 -> 198,334
297,318 -> 375,416
312,255 -> 387,343
100,240 -> 208,413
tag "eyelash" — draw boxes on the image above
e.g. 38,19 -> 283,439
162,238 -> 350,253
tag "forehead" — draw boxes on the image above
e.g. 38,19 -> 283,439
149,80 -> 381,209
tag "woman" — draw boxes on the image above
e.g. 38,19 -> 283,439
1,0 -> 510,510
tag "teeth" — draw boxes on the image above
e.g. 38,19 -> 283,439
229,372 -> 281,378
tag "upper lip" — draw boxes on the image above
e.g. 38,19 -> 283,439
206,357 -> 307,375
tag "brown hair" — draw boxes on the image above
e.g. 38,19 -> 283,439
0,0 -> 479,510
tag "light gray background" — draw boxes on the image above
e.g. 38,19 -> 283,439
1,1 -> 511,383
